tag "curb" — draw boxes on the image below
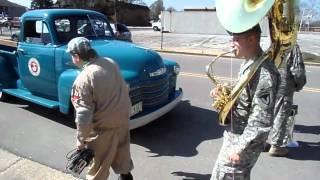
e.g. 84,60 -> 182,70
0,149 -> 77,180
128,26 -> 152,31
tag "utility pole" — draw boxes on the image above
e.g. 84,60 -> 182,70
299,8 -> 305,32
299,8 -> 314,32
114,0 -> 118,23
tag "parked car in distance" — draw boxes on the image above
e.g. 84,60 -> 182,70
152,20 -> 161,31
0,17 -> 8,25
7,17 -> 21,28
110,23 -> 132,42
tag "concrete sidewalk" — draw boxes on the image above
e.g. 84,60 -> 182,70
132,31 -> 320,65
0,149 -> 77,180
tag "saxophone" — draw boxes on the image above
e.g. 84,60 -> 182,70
205,50 -> 234,112
208,0 -> 298,125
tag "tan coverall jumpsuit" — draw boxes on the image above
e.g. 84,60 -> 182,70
71,57 -> 133,180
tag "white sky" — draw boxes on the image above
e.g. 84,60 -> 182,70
8,0 -> 31,8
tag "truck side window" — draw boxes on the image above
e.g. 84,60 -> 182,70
54,18 -> 72,43
77,18 -> 111,37
24,20 -> 51,45
77,20 -> 92,36
53,16 -> 113,44
55,19 -> 70,32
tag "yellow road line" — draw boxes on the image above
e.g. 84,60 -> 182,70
180,72 -> 233,81
303,87 -> 320,93
180,72 -> 320,93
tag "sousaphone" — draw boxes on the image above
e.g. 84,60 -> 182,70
216,0 -> 275,33
207,0 -> 297,125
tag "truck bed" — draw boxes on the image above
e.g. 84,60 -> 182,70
0,39 -> 17,50
0,39 -> 19,83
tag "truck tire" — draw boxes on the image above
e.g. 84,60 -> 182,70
11,34 -> 18,41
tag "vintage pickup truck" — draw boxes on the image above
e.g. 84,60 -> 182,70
0,9 -> 183,129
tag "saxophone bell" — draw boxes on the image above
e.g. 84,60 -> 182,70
206,49 -> 235,113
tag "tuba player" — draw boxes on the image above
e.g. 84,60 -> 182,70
210,24 -> 279,180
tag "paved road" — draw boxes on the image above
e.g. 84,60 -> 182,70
1,53 -> 319,180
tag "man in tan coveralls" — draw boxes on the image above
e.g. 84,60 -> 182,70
66,37 -> 134,180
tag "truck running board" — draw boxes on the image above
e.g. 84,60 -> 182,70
2,89 -> 59,109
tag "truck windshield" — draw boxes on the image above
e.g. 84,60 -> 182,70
54,15 -> 113,44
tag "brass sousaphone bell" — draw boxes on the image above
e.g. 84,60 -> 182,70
216,0 -> 275,33
207,0 -> 275,125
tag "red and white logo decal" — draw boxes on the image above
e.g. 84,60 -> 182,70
28,58 -> 40,76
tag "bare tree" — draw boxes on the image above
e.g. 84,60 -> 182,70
56,0 -> 101,9
298,0 -> 320,30
166,6 -> 176,12
31,0 -> 54,9
299,0 -> 320,19
121,0 -> 147,6
149,0 -> 164,21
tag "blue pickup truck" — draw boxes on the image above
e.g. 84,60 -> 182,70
0,9 -> 183,129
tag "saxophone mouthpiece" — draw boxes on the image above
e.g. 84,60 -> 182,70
230,48 -> 237,53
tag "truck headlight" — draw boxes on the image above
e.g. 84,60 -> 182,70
174,65 -> 180,75
149,67 -> 166,77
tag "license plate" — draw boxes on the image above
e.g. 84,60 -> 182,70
131,102 -> 143,117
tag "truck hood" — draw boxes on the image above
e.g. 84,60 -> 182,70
92,40 -> 164,79
60,39 -> 166,83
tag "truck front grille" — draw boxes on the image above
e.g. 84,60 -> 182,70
129,75 -> 170,108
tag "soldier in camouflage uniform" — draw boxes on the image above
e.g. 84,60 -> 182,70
210,25 -> 279,180
269,44 -> 305,156
67,37 -> 134,180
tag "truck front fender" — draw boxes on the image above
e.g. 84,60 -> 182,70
0,56 -> 18,90
58,69 -> 80,114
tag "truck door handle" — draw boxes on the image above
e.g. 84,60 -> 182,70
17,48 -> 25,54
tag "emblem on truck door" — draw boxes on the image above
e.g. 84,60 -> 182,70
28,58 -> 41,76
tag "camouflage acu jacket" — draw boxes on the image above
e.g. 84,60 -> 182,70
228,52 -> 279,154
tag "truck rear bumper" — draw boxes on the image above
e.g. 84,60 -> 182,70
129,88 -> 183,130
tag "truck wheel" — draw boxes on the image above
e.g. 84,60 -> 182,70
0,91 -> 9,102
11,34 -> 18,41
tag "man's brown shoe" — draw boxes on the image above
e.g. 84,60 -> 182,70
268,145 -> 289,157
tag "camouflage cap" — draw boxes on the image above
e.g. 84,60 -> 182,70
66,37 -> 92,54
227,24 -> 261,36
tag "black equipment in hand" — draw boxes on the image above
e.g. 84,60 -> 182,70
66,148 -> 94,175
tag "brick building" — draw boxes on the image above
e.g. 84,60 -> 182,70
56,0 -> 150,26
0,0 -> 27,17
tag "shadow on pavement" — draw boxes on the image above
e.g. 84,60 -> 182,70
294,124 -> 320,135
171,171 -> 211,180
10,98 -> 225,158
288,141 -> 320,161
287,124 -> 320,161
12,98 -> 77,129
131,100 -> 224,157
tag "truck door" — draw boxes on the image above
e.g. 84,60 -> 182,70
17,20 -> 57,99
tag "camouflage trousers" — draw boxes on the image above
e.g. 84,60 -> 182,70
270,92 -> 294,147
210,131 -> 264,180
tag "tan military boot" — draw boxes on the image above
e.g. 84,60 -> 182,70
268,145 -> 289,157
